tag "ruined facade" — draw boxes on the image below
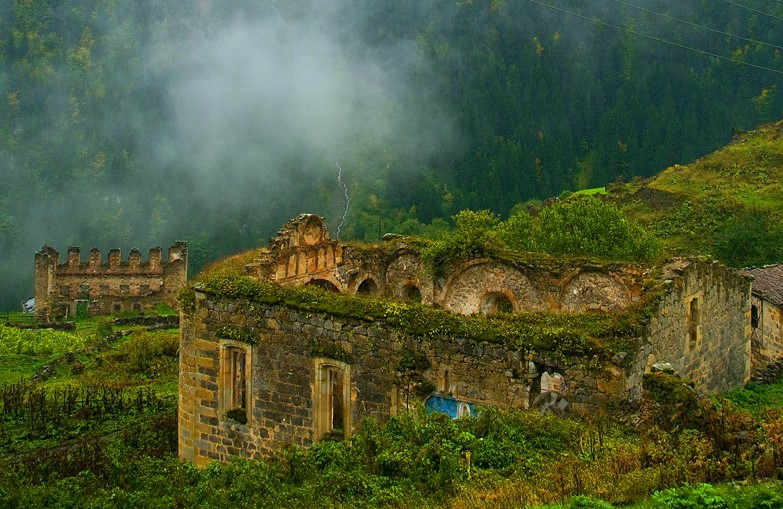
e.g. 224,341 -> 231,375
745,264 -> 783,369
178,215 -> 756,464
35,242 -> 188,318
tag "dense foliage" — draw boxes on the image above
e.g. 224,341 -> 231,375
615,124 -> 783,266
420,198 -> 661,277
3,0 -> 783,307
0,325 -> 86,355
1,394 -> 783,508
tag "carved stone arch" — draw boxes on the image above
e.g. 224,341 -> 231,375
399,283 -> 422,303
304,276 -> 342,293
356,277 -> 379,295
385,250 -> 433,305
478,289 -> 517,314
560,270 -> 630,312
441,260 -> 545,315
301,215 -> 327,246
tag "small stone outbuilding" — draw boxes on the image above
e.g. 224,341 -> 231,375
745,264 -> 783,369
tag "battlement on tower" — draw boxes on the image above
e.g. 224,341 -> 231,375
34,242 -> 188,318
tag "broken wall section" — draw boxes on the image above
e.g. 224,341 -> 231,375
178,292 -> 631,465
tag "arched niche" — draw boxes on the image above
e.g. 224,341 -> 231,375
442,260 -> 545,315
305,278 -> 340,293
356,278 -> 379,295
385,251 -> 432,305
479,291 -> 515,314
302,216 -> 326,246
400,284 -> 422,303
560,271 -> 630,312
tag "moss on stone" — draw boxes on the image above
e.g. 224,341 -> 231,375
189,272 -> 655,358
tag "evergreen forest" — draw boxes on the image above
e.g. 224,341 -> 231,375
2,0 -> 783,307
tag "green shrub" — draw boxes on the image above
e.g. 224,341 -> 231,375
420,209 -> 503,275
526,196 -> 662,262
567,495 -> 616,508
653,483 -> 728,509
103,330 -> 178,378
0,325 -> 87,355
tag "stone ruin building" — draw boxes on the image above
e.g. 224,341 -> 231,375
178,214 -> 768,465
34,242 -> 188,318
745,264 -> 783,371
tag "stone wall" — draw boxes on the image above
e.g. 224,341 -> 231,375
629,260 -> 752,397
751,296 -> 783,369
178,292 -> 630,465
34,242 -> 187,317
246,215 -> 650,317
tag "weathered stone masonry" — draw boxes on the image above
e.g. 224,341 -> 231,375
178,214 -> 755,464
745,264 -> 783,370
178,292 -> 631,465
34,242 -> 187,318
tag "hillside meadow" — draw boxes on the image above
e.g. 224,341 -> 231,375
0,312 -> 781,508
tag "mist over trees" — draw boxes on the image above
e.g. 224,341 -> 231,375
2,0 -> 783,309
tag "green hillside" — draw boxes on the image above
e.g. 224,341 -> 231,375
612,121 -> 783,266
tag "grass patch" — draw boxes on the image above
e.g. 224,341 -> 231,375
572,186 -> 607,196
722,378 -> 783,414
0,354 -> 53,385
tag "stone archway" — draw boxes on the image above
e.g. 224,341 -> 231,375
385,251 -> 433,305
479,290 -> 515,314
400,284 -> 422,303
441,260 -> 545,315
357,278 -> 379,295
305,278 -> 341,293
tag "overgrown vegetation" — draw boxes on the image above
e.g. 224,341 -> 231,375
1,322 -> 783,507
420,198 -> 661,277
0,325 -> 87,356
192,272 -> 646,357
616,123 -> 783,266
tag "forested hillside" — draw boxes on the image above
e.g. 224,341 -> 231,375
2,0 -> 783,309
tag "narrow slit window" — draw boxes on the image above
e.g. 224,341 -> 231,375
688,297 -> 700,348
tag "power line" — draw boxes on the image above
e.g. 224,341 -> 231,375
610,0 -> 783,51
524,0 -> 783,74
721,0 -> 783,22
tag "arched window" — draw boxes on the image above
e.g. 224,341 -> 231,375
479,291 -> 514,314
400,284 -> 422,303
357,278 -> 378,295
220,342 -> 251,425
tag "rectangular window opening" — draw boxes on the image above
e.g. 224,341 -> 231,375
314,359 -> 350,440
688,297 -> 700,349
222,345 -> 249,425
